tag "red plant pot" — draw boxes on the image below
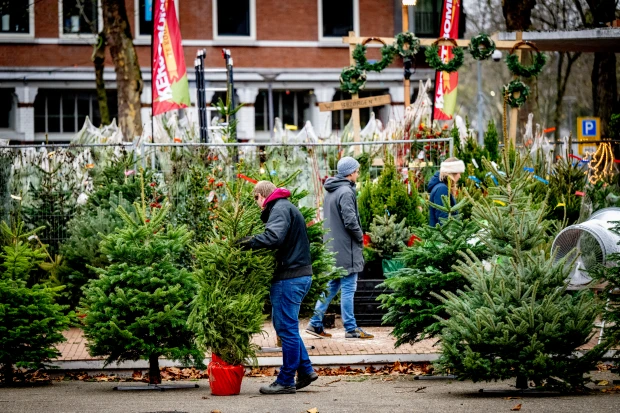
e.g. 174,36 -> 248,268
208,354 -> 245,396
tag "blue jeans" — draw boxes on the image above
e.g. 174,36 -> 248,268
309,272 -> 358,332
270,275 -> 314,387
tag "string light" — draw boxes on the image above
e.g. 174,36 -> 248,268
586,142 -> 615,184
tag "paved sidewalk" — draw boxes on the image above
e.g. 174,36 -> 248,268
55,319 -> 438,363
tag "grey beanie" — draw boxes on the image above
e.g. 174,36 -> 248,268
336,156 -> 360,178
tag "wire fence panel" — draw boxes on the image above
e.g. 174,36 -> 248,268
0,138 -> 453,249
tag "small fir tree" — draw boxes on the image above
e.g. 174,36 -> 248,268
434,153 -> 605,390
188,184 -> 274,365
80,187 -> 201,384
378,211 -> 487,346
367,214 -> 411,259
0,220 -> 71,384
483,119 -> 500,162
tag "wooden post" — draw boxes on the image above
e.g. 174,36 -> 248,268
402,5 -> 410,107
508,31 -> 522,148
348,31 -> 362,155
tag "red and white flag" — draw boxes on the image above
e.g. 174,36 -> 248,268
433,0 -> 461,121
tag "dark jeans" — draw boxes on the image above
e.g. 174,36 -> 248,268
270,275 -> 314,387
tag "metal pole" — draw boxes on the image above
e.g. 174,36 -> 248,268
268,81 -> 274,140
477,60 -> 484,146
194,57 -> 204,143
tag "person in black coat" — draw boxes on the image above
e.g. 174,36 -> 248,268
239,181 -> 317,395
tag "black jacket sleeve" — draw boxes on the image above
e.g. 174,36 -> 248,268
339,190 -> 363,243
248,205 -> 290,250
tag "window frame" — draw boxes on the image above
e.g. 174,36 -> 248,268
134,0 -> 179,41
317,0 -> 359,42
58,0 -> 102,40
0,2 -> 35,39
212,0 -> 256,42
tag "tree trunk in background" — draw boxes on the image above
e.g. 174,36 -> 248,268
586,0 -> 618,138
554,52 -> 580,155
502,0 -> 538,30
92,32 -> 110,126
102,0 -> 143,141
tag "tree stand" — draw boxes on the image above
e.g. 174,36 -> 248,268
113,355 -> 200,391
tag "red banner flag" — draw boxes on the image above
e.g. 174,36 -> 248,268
433,0 -> 461,121
152,0 -> 190,116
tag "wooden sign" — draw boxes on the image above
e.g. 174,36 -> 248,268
319,94 -> 391,112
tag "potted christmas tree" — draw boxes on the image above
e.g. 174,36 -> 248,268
80,181 -> 202,386
188,184 -> 274,395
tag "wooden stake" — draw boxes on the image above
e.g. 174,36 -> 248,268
508,31 -> 522,148
403,5 -> 410,107
348,31 -> 362,155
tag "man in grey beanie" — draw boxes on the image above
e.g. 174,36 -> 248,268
306,156 -> 374,339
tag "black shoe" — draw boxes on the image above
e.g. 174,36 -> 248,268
296,372 -> 319,390
259,381 -> 296,394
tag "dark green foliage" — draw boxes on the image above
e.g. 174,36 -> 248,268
189,186 -> 274,366
0,220 -> 71,384
483,120 -> 500,162
456,127 -> 490,185
366,214 -> 410,259
80,199 -> 201,384
358,157 -> 425,232
434,152 -> 605,390
378,217 -> 487,346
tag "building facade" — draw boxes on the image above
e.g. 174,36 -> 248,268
0,0 -> 464,143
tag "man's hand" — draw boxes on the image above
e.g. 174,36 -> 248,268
235,236 -> 253,249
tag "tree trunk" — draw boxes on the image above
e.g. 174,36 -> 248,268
92,32 -> 110,126
502,0 -> 538,30
553,52 -> 580,156
148,354 -> 161,385
102,0 -> 143,141
591,52 -> 617,138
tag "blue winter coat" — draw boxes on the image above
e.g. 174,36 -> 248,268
427,171 -> 458,227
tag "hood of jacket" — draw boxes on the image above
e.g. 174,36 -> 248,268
427,171 -> 444,193
324,176 -> 354,193
263,187 -> 291,207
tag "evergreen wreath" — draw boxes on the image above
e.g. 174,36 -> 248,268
425,39 -> 464,73
503,80 -> 530,108
468,33 -> 496,61
340,65 -> 367,94
352,43 -> 397,72
395,32 -> 420,58
505,41 -> 547,78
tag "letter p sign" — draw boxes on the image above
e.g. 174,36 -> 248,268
577,117 -> 600,141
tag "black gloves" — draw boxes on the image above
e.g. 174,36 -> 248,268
235,236 -> 253,249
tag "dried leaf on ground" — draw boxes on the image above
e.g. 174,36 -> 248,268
306,408 -> 319,413
511,404 -> 522,411
597,380 -> 609,386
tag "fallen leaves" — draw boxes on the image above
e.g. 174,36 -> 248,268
511,403 -> 522,411
601,385 -> 620,393
597,380 -> 610,386
315,362 -> 431,377
246,367 -> 278,377
306,408 -> 319,413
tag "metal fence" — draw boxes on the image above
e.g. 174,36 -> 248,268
0,138 -> 453,252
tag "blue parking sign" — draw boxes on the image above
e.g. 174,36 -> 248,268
577,117 -> 600,141
582,120 -> 597,136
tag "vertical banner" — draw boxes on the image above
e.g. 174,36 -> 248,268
152,0 -> 190,116
433,0 -> 461,121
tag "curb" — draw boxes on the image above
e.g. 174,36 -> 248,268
49,353 -> 440,371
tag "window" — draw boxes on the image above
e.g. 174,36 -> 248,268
213,0 -> 256,40
34,90 -> 118,134
0,89 -> 13,129
255,90 -> 310,132
331,90 -> 387,131
136,0 -> 179,38
60,0 -> 99,35
0,2 -> 32,35
319,0 -> 358,39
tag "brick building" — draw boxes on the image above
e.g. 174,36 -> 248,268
0,0 -> 464,143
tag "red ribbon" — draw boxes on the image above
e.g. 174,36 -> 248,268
237,174 -> 258,184
568,154 -> 582,161
575,191 -> 585,197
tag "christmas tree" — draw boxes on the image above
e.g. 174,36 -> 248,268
483,120 -> 500,163
188,184 -> 274,365
366,214 -> 411,259
0,219 -> 71,384
80,182 -> 201,384
378,210 -> 487,346
434,153 -> 605,390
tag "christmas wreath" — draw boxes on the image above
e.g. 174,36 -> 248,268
340,66 -> 367,94
468,33 -> 496,61
352,43 -> 397,72
395,32 -> 420,58
425,39 -> 464,73
503,80 -> 530,108
505,41 -> 547,77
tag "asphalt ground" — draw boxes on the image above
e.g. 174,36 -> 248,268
1,371 -> 619,413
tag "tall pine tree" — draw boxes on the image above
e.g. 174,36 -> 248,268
434,152 -> 605,390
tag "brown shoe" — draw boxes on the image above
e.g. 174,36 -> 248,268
305,325 -> 332,339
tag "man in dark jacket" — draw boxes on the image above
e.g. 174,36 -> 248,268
306,157 -> 374,340
428,158 -> 465,227
241,181 -> 317,395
